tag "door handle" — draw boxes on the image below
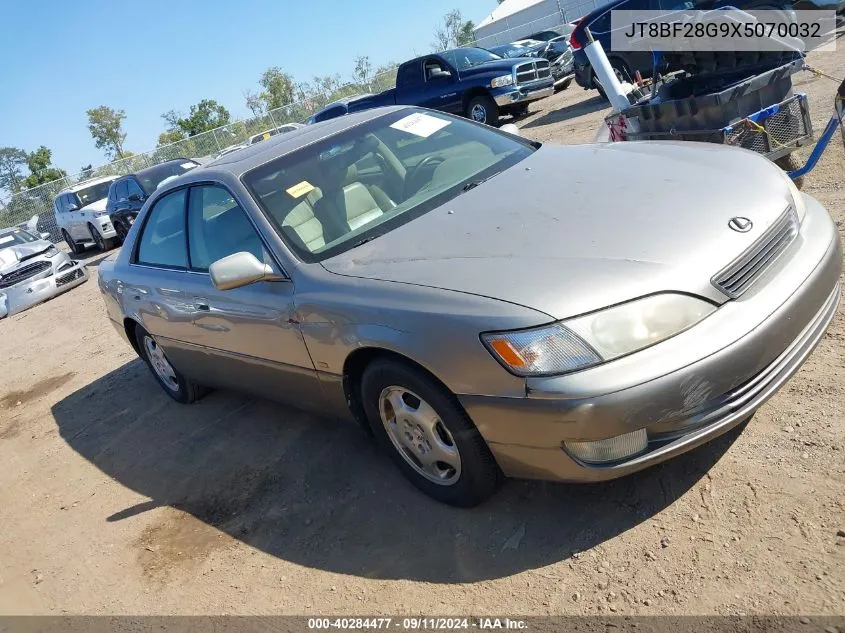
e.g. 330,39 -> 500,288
194,297 -> 210,311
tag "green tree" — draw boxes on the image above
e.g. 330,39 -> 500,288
0,147 -> 28,194
161,100 -> 230,138
157,129 -> 187,147
433,9 -> 475,50
22,146 -> 67,188
258,66 -> 296,110
79,164 -> 94,179
353,55 -> 373,88
244,90 -> 265,117
86,106 -> 127,160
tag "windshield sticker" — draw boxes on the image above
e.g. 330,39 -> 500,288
0,235 -> 13,245
286,180 -> 315,198
390,113 -> 450,138
180,162 -> 197,170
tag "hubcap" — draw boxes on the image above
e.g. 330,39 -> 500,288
378,386 -> 461,486
143,335 -> 179,392
470,103 -> 487,123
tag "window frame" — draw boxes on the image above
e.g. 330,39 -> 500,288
130,180 -> 289,279
125,177 -> 145,200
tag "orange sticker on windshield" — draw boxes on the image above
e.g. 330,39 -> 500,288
286,181 -> 315,198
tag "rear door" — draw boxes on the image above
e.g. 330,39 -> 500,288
67,193 -> 87,240
178,183 -> 323,409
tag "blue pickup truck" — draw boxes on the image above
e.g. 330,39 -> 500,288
316,48 -> 555,127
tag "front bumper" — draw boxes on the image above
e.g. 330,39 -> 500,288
493,82 -> 554,107
460,196 -> 842,482
0,258 -> 88,317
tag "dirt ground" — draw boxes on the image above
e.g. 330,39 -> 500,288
0,43 -> 843,617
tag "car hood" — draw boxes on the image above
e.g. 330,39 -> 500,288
322,142 -> 796,320
80,198 -> 108,213
0,240 -> 53,272
459,57 -> 537,76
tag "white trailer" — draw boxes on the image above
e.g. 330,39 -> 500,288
473,0 -> 608,48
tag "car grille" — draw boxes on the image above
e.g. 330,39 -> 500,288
0,260 -> 52,289
712,206 -> 799,299
515,60 -> 551,85
56,268 -> 84,287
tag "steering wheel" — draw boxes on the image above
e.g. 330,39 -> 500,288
404,154 -> 446,198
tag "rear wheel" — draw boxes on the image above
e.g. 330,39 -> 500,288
135,324 -> 207,404
62,229 -> 84,255
89,223 -> 115,251
466,94 -> 499,127
114,221 -> 128,244
360,359 -> 502,506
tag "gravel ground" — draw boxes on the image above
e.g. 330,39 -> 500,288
0,44 -> 843,616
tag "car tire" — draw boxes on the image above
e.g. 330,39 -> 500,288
114,221 -> 128,245
89,223 -> 116,251
135,325 -> 207,404
466,95 -> 499,127
360,358 -> 503,507
62,229 -> 85,255
775,154 -> 804,190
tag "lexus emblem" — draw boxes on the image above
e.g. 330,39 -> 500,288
728,217 -> 753,233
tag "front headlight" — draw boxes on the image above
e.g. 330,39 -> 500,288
490,74 -> 513,88
95,210 -> 110,217
782,169 -> 805,223
45,245 -> 59,257
482,293 -> 715,376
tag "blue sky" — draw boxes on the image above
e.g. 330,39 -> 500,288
0,0 -> 496,174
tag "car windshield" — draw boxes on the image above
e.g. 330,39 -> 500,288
138,161 -> 198,194
445,48 -> 502,70
244,108 -> 535,263
74,180 -> 114,207
0,229 -> 39,249
488,44 -> 529,58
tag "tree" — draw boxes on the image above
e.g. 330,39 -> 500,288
86,106 -> 127,160
258,66 -> 296,111
244,90 -> 265,117
79,164 -> 94,179
0,147 -> 28,195
353,55 -> 373,88
22,146 -> 66,189
161,100 -> 230,138
433,9 -> 476,50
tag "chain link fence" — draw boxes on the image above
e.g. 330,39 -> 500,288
0,6 -> 603,243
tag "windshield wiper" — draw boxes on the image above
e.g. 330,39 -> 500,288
351,235 -> 380,249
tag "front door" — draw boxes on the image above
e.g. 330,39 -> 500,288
420,56 -> 461,114
179,183 -> 322,409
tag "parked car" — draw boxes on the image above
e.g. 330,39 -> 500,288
571,0 -> 797,96
55,175 -> 120,254
489,38 -> 574,91
307,95 -> 374,124
318,48 -> 554,127
106,159 -> 201,242
99,106 -> 841,507
247,124 -> 304,145
0,224 -> 87,317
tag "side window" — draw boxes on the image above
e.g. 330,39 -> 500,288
187,185 -> 266,271
115,180 -> 129,201
54,196 -> 64,215
126,179 -> 144,199
136,190 -> 188,268
396,62 -> 422,89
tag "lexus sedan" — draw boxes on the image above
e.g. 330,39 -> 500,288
1,225 -> 88,317
98,106 -> 841,506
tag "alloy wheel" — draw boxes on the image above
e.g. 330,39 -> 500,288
143,335 -> 179,392
470,103 -> 487,123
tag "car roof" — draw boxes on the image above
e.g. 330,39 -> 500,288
59,174 -> 118,195
121,158 -> 198,180
199,106 -> 409,177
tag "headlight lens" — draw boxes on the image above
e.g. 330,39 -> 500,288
782,170 -> 805,223
483,293 -> 715,376
45,245 -> 59,257
490,74 -> 513,88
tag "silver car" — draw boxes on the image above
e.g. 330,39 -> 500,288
98,106 -> 841,506
0,226 -> 88,318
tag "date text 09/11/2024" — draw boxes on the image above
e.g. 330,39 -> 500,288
307,618 -> 527,630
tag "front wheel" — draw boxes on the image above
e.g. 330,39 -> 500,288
62,229 -> 84,255
466,95 -> 499,127
114,220 -> 128,244
361,359 -> 503,506
89,224 -> 116,251
775,154 -> 804,190
135,325 -> 207,404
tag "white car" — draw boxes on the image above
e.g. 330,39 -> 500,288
54,175 -> 120,253
247,123 -> 304,145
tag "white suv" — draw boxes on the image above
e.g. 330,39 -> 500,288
54,176 -> 120,253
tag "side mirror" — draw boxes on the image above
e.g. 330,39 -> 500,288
429,69 -> 452,81
40,232 -> 51,240
209,251 -> 282,291
500,123 -> 521,136
128,193 -> 144,202
67,203 -> 79,212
